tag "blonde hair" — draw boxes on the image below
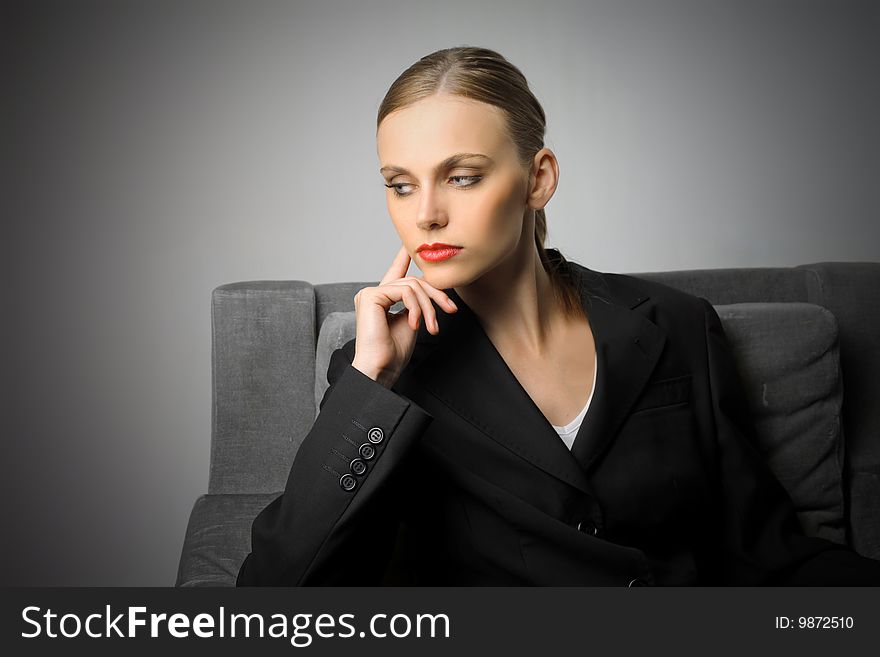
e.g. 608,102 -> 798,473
377,46 -> 585,320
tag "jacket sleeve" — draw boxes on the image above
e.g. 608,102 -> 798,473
699,298 -> 880,585
236,338 -> 434,586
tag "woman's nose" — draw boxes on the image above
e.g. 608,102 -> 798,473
415,186 -> 448,231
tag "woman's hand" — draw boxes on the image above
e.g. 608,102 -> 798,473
351,245 -> 458,388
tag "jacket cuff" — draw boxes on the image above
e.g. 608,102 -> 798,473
315,361 -> 432,493
239,361 -> 433,585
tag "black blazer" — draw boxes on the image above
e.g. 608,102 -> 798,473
237,254 -> 880,586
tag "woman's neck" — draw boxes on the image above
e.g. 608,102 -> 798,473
454,246 -> 563,358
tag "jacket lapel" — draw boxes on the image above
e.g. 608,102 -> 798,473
411,260 -> 667,494
568,267 -> 667,474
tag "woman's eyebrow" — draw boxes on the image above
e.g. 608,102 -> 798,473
380,152 -> 494,177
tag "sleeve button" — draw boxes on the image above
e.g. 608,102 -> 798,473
350,458 -> 367,476
577,520 -> 599,536
358,443 -> 376,460
367,427 -> 384,444
627,577 -> 650,587
339,474 -> 357,491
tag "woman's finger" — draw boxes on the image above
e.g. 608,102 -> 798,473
399,284 -> 421,331
403,276 -> 459,315
379,245 -> 411,286
408,278 -> 447,332
387,278 -> 439,334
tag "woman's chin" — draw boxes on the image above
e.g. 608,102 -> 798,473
419,272 -> 459,291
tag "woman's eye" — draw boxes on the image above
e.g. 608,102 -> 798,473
449,175 -> 482,188
385,183 -> 414,197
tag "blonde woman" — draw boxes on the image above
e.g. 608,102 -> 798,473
238,46 -> 880,586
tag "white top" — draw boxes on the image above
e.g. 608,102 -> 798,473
551,351 -> 598,451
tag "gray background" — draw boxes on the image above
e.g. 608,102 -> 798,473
4,0 -> 878,585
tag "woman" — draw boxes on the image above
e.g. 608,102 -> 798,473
237,46 -> 880,586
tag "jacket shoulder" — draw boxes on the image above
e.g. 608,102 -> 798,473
568,259 -> 710,316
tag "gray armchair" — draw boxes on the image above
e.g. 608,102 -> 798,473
176,262 -> 880,586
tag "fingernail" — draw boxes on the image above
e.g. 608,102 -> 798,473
447,299 -> 458,310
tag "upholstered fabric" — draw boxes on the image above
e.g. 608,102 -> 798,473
713,303 -> 845,545
176,493 -> 280,587
314,281 -> 374,333
210,282 -> 318,495
795,263 -> 880,558
315,311 -> 357,415
631,267 -> 810,305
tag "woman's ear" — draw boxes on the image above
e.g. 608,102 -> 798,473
527,147 -> 559,210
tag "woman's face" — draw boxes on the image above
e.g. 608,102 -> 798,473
376,94 -> 533,291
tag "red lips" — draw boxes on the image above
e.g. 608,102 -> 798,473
417,242 -> 462,252
417,243 -> 463,263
